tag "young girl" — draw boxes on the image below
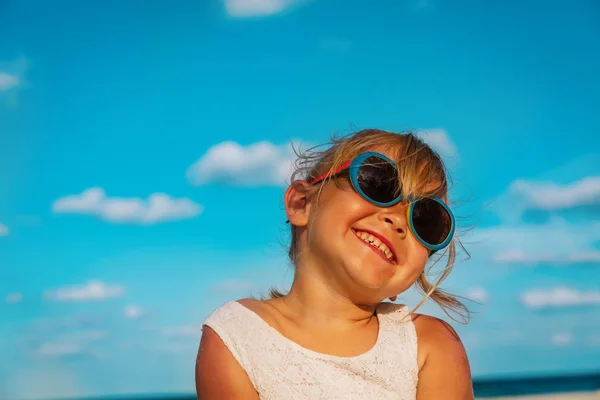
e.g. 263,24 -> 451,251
195,129 -> 474,399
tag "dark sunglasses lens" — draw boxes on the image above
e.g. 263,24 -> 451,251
357,156 -> 400,204
411,199 -> 452,245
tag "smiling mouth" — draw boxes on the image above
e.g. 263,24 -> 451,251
352,229 -> 397,264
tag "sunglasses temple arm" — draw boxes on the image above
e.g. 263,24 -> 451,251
310,161 -> 353,185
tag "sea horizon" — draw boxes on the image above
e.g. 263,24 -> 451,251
32,371 -> 600,400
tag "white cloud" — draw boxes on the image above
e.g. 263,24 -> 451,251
38,343 -> 84,357
508,176 -> 600,211
5,293 -> 23,304
45,280 -> 125,302
224,0 -> 306,17
0,72 -> 19,91
494,249 -> 600,265
466,287 -> 488,303
58,330 -> 107,343
477,171 -> 600,264
0,222 -> 9,236
124,304 -> 145,319
162,326 -> 200,339
186,140 -> 300,186
488,149 -> 600,227
551,332 -> 573,346
418,129 -> 458,160
35,330 -> 106,359
0,57 -> 28,107
521,287 -> 600,310
52,187 -> 202,224
0,57 -> 26,90
471,219 -> 600,264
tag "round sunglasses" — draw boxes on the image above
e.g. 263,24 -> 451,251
311,152 -> 455,252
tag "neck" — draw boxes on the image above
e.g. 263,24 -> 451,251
275,267 -> 378,329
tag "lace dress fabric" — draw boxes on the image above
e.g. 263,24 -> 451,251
202,301 -> 418,400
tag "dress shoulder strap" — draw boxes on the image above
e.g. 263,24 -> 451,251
376,302 -> 419,364
202,301 -> 266,386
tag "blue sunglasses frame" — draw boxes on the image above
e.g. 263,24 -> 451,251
311,151 -> 455,252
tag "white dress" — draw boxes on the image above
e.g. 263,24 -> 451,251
202,301 -> 419,400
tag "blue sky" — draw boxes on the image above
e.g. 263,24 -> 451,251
1,0 -> 600,398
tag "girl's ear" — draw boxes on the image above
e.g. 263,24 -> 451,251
284,180 -> 312,227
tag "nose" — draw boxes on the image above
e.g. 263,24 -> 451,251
378,206 -> 408,237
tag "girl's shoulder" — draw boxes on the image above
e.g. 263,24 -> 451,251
411,312 -> 463,348
409,312 -> 473,397
410,312 -> 467,372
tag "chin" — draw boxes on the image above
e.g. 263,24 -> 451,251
345,261 -> 397,294
346,258 -> 417,298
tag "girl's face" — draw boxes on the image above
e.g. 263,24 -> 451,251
300,149 -> 437,303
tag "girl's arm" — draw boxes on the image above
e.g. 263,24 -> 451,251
195,326 -> 260,399
414,315 -> 474,400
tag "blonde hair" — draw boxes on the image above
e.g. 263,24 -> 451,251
272,128 -> 471,324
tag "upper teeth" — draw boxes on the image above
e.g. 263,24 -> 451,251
354,230 -> 394,261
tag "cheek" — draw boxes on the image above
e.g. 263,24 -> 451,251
315,190 -> 373,227
412,254 -> 429,279
391,251 -> 429,293
414,243 -> 430,266
403,236 -> 430,274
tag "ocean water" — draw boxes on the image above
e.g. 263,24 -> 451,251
473,372 -> 600,398
46,372 -> 600,400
